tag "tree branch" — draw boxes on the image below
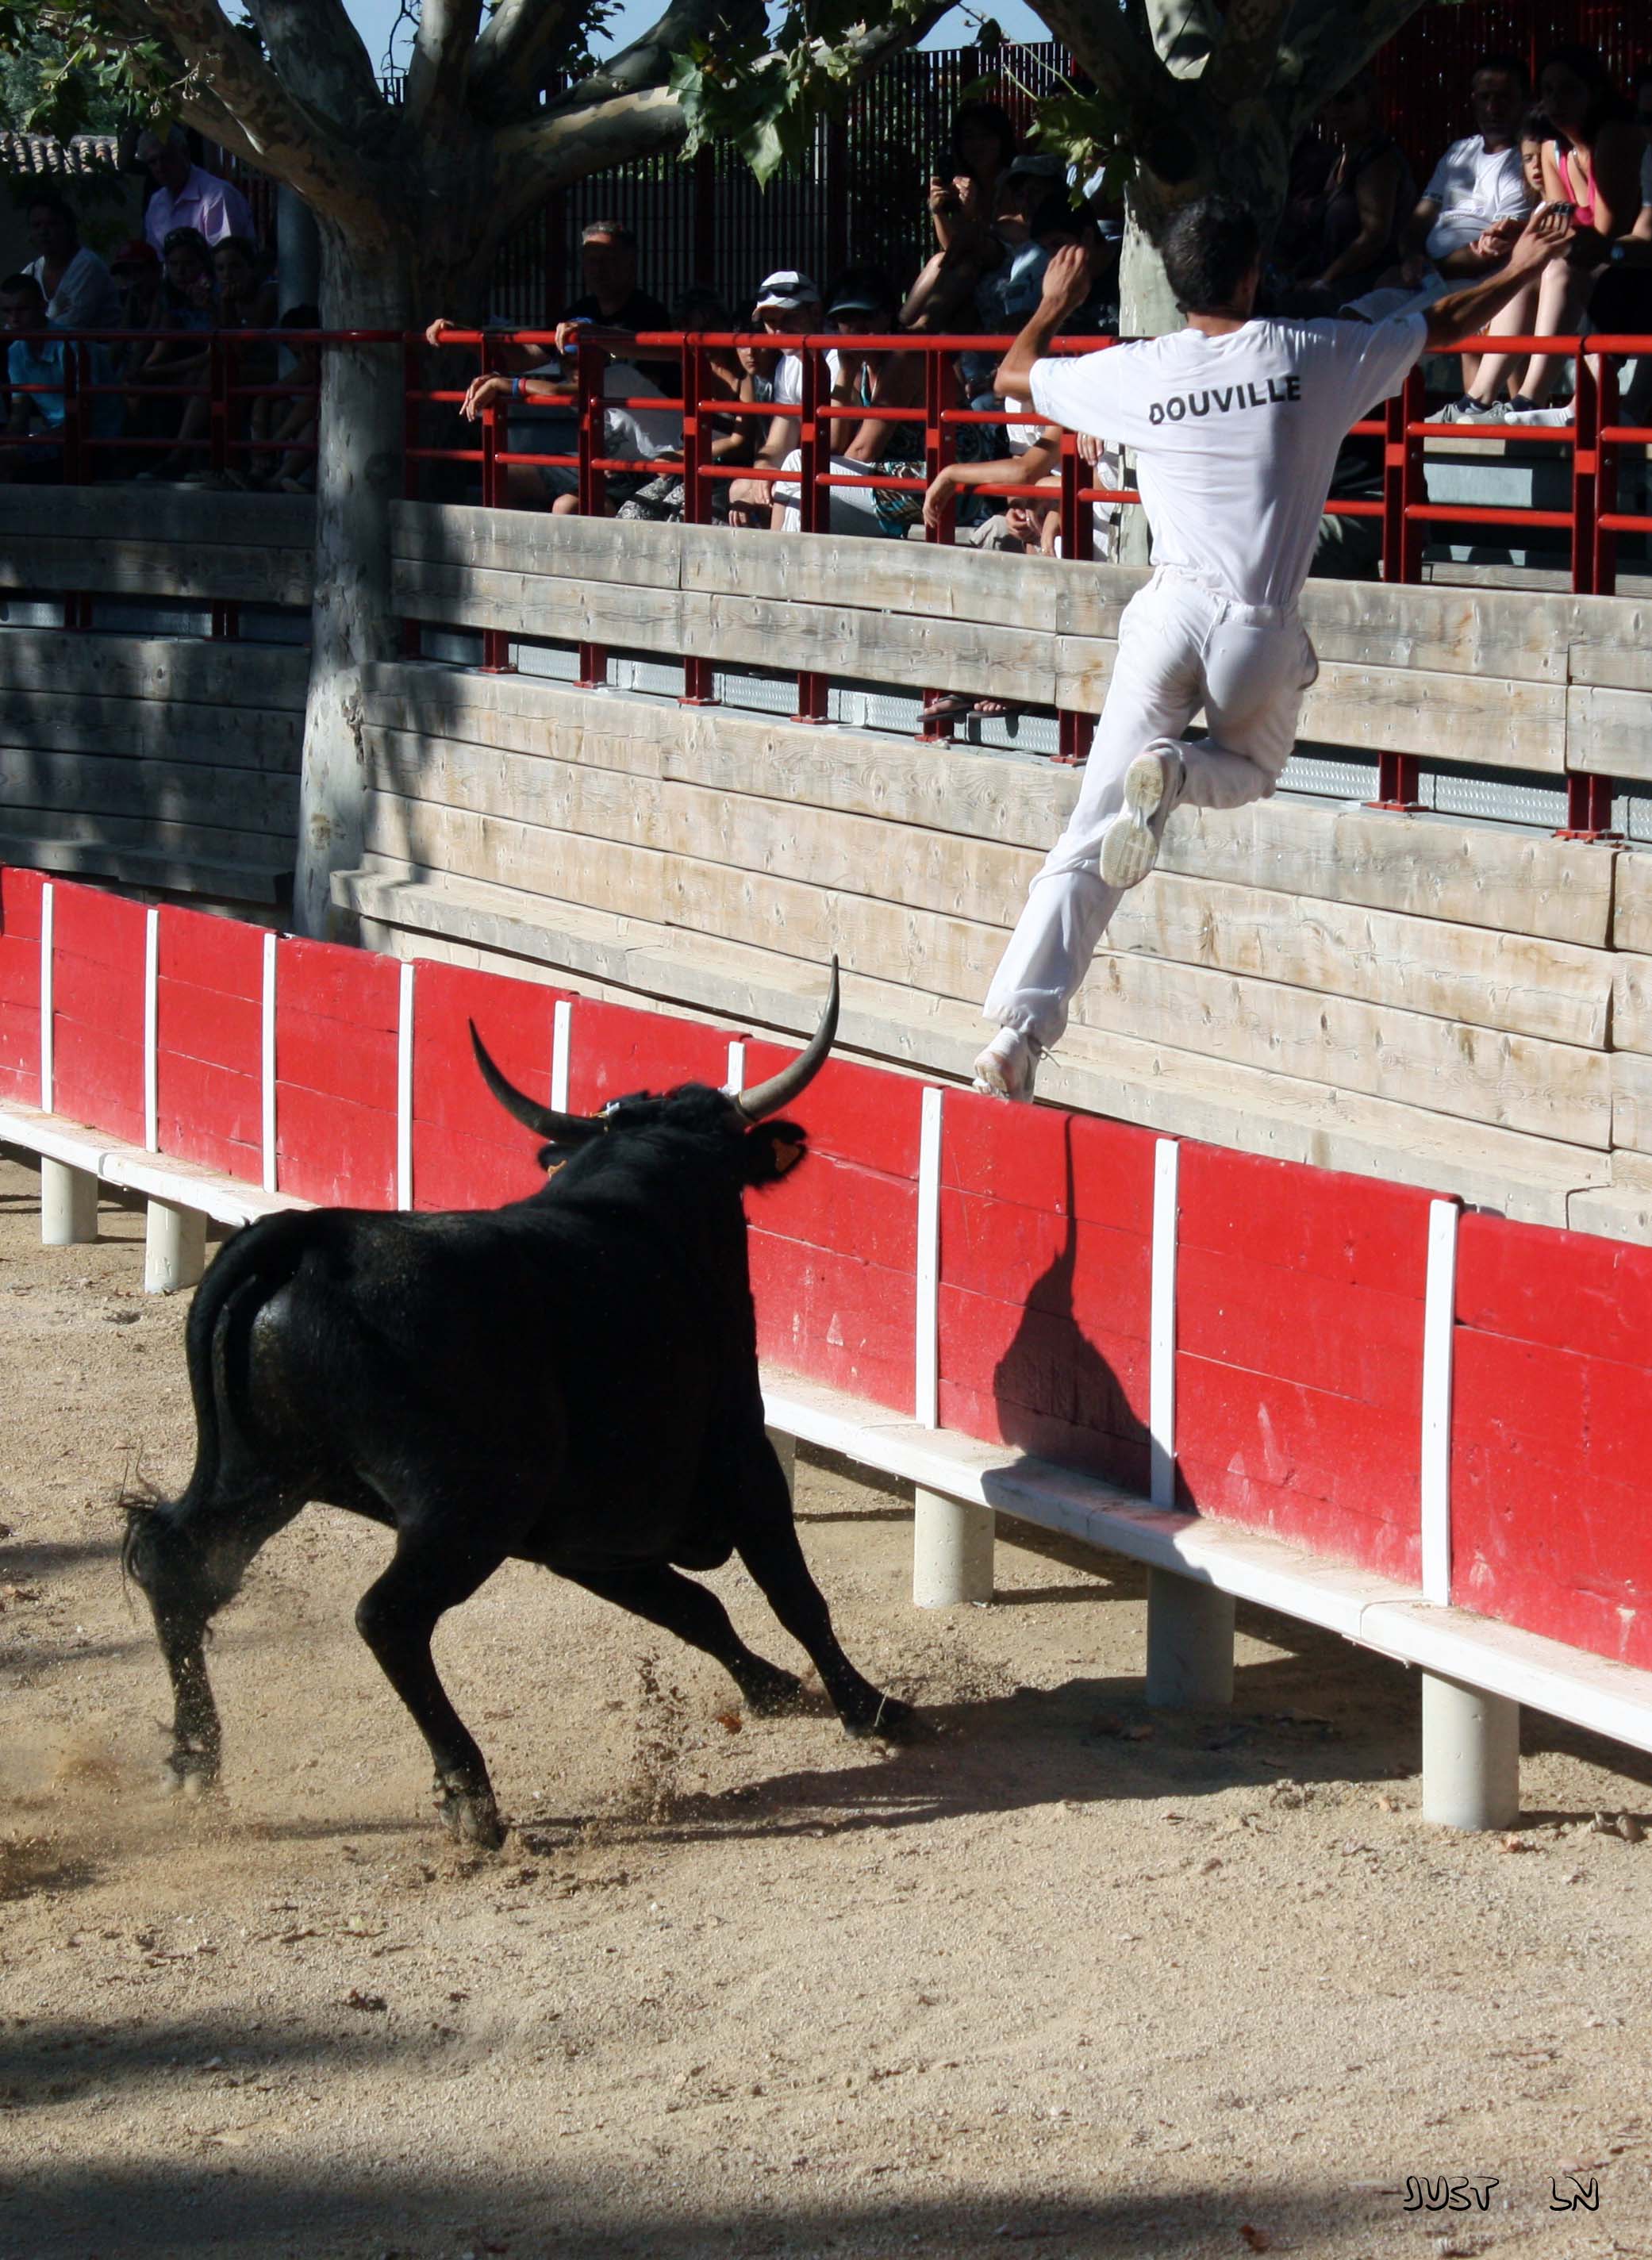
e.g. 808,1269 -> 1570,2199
241,0 -> 382,133
1275,0 -> 1431,130
1033,0 -> 1175,123
405,0 -> 485,125
1143,0 -> 1217,79
1204,0 -> 1292,106
470,0 -> 579,111
492,82 -> 686,221
116,0 -> 383,214
839,0 -> 955,78
555,0 -> 763,108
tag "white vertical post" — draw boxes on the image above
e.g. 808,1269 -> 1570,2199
143,906 -> 159,1153
396,959 -> 415,1211
145,1198 -> 206,1293
38,880 -> 54,1113
724,1038 -> 747,1097
1420,1199 -> 1459,1608
1149,1137 -> 1179,1509
551,998 -> 572,1112
260,931 -> 278,1195
915,1086 -> 943,1430
1422,1673 -> 1520,1830
40,1158 -> 98,1246
913,1488 -> 994,1607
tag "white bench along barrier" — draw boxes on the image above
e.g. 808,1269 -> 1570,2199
6,870 -> 1652,1834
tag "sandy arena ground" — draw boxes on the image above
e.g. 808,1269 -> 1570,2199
2,1148 -> 1651,2260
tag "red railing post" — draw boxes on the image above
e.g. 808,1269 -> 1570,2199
679,337 -> 717,708
209,334 -> 240,638
1055,429 -> 1094,764
793,340 -> 828,723
1380,383 -> 1405,581
1572,345 -> 1599,598
401,333 -> 423,659
917,344 -> 954,743
575,334 -> 609,689
1594,348 -> 1619,600
1397,363 -> 1425,583
1562,771 -> 1617,841
478,337 -> 515,675
60,342 -> 93,628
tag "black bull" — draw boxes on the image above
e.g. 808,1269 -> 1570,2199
124,967 -> 920,1848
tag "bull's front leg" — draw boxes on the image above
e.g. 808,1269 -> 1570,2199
124,1506 -> 229,1793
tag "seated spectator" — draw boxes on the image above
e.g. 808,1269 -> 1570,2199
458,340 -> 678,516
726,271 -> 822,528
1453,48 -> 1642,419
1286,72 -> 1415,306
772,268 -> 923,537
211,235 -> 279,482
617,286 -> 744,523
109,238 -> 163,333
24,194 -> 121,330
248,304 -> 320,492
1,271 -> 121,482
129,227 -> 216,480
135,127 -> 255,253
1400,54 -> 1535,282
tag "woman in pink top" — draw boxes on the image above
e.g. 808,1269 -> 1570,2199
1504,46 -> 1641,411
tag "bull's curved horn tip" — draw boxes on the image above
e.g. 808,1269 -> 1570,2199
734,959 -> 840,1121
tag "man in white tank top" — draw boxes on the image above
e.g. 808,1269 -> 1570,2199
974,194 -> 1577,1101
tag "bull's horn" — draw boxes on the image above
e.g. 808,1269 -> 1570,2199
734,959 -> 839,1122
469,1024 -> 607,1146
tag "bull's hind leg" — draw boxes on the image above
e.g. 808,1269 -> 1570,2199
732,1437 -> 924,1743
560,1561 -> 804,1714
353,1521 -> 513,1849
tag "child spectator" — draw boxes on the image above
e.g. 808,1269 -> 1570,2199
1290,72 -> 1415,306
130,227 -> 215,479
248,305 -> 320,492
726,271 -> 823,528
1,271 -> 121,481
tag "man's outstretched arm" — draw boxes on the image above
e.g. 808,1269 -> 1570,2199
1423,204 -> 1575,350
994,245 -> 1093,400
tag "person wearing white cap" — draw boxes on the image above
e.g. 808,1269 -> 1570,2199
727,271 -> 822,528
972,193 -> 1577,1104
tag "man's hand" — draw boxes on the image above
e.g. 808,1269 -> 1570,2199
553,319 -> 591,355
425,317 -> 454,348
459,371 -> 510,422
1504,201 -> 1576,275
1040,244 -> 1092,321
922,463 -> 959,531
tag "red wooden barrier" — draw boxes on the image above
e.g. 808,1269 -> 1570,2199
0,867 -> 43,1104
155,906 -> 265,1181
275,939 -> 400,1209
51,884 -> 148,1150
409,959 -> 567,1212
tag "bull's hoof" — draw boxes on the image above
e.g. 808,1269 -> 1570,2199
435,1779 -> 504,1851
844,1693 -> 929,1743
163,1747 -> 221,1797
742,1664 -> 805,1716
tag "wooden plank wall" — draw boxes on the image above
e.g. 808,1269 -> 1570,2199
0,490 -> 311,901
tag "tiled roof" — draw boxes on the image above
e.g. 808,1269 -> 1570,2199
0,130 -> 121,179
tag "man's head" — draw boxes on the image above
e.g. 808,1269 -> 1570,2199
1160,196 -> 1261,319
26,195 -> 79,265
825,267 -> 897,332
1031,191 -> 1104,263
135,125 -> 192,197
0,273 -> 47,331
579,219 -> 638,309
752,270 -> 821,336
1470,53 -> 1529,148
213,235 -> 259,300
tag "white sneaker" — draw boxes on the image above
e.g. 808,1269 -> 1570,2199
1500,402 -> 1574,426
1100,744 -> 1184,891
972,1026 -> 1041,1101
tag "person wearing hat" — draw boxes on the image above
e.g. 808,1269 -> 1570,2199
727,270 -> 822,528
772,268 -> 925,539
24,195 -> 121,331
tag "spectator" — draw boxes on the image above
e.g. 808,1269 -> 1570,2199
248,304 -> 321,492
109,238 -> 163,332
1400,55 -> 1534,280
1289,72 -> 1415,306
212,236 -> 280,484
616,286 -> 744,523
130,227 -> 215,479
944,98 -> 1020,220
772,268 -> 924,538
1,271 -> 121,482
135,126 -> 255,254
726,271 -> 822,528
1482,46 -> 1642,417
23,194 -> 122,330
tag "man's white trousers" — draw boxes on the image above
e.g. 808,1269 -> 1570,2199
985,567 -> 1320,1050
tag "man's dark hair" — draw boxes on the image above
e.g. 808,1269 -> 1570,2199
1160,196 -> 1261,316
26,192 -> 79,232
279,302 -> 320,329
582,217 -> 636,251
1030,190 -> 1097,244
2,271 -> 46,301
1474,51 -> 1531,91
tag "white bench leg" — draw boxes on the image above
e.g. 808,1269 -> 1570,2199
1145,1569 -> 1235,1707
40,1158 -> 98,1246
766,1427 -> 797,1501
145,1198 -> 206,1294
1421,1670 -> 1520,1830
913,1487 -> 994,1607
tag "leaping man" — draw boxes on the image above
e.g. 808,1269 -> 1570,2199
973,194 -> 1575,1101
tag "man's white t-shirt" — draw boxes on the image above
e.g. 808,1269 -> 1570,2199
25,245 -> 121,330
1028,313 -> 1427,610
1422,135 -> 1532,261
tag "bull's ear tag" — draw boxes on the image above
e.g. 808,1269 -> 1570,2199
770,1136 -> 806,1175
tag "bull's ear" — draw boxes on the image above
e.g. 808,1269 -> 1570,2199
742,1120 -> 809,1186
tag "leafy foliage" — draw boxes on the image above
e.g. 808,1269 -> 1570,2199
0,2 -> 164,140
